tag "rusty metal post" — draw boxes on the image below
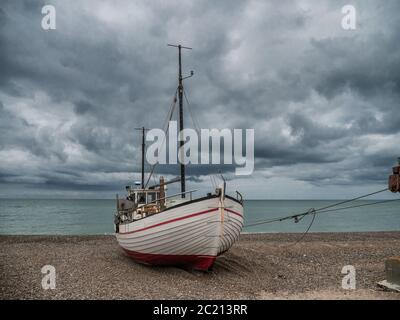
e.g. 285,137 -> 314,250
378,257 -> 400,292
389,158 -> 400,193
159,176 -> 165,210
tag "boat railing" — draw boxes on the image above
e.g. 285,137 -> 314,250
235,191 -> 243,205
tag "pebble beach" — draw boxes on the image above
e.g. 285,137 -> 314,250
1,232 -> 400,300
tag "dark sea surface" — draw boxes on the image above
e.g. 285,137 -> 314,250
0,199 -> 399,235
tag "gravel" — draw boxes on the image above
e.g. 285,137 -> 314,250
1,232 -> 399,300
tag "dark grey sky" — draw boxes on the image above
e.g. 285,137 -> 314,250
0,0 -> 399,199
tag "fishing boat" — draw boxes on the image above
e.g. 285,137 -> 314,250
114,44 -> 244,271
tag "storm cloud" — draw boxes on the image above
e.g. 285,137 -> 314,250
0,0 -> 400,199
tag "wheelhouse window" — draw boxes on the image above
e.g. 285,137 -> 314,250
128,193 -> 135,202
137,192 -> 146,204
147,192 -> 157,204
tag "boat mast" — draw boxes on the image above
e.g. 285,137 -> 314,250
167,44 -> 193,198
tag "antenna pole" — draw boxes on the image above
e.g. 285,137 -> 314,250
135,127 -> 149,189
178,46 -> 185,198
141,126 -> 145,189
168,44 -> 192,198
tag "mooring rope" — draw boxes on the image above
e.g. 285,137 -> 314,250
243,187 -> 400,246
310,198 -> 400,215
288,208 -> 317,246
245,187 -> 392,228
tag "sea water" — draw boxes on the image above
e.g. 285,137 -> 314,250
0,199 -> 399,235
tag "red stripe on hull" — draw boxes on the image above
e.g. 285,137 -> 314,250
119,208 -> 219,235
122,248 -> 216,271
225,208 -> 243,217
119,208 -> 242,236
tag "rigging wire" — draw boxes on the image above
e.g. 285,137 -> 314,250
212,175 -> 219,189
144,88 -> 178,188
183,88 -> 201,134
209,175 -> 216,189
152,173 -> 158,186
184,88 -> 220,191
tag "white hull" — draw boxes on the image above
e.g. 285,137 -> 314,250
115,195 -> 244,270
